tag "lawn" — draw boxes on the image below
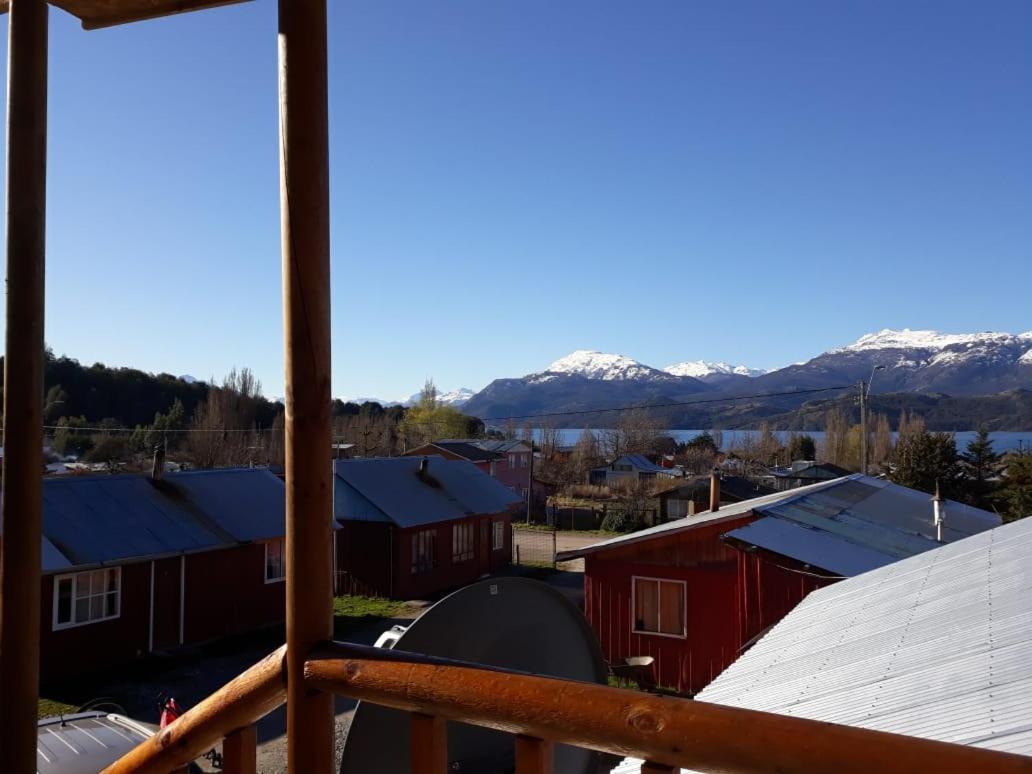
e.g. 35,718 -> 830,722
38,697 -> 78,719
333,595 -> 410,639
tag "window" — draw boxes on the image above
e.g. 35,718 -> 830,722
510,454 -> 517,470
53,568 -> 121,630
265,538 -> 286,583
411,529 -> 437,574
632,577 -> 686,638
520,453 -> 528,468
492,521 -> 505,551
452,522 -> 475,563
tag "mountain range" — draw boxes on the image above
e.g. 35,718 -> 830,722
459,329 -> 1032,430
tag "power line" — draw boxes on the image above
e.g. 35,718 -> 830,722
18,384 -> 854,434
478,384 -> 854,423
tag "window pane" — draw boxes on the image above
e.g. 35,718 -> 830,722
634,580 -> 659,632
57,579 -> 72,624
75,597 -> 90,623
660,582 -> 685,636
92,570 -> 106,595
106,591 -> 119,617
107,568 -> 119,592
89,595 -> 103,620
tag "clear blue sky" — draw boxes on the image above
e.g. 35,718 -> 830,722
1,0 -> 1030,401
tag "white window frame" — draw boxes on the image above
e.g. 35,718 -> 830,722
265,538 -> 286,584
52,567 -> 122,631
492,521 -> 505,551
631,575 -> 687,639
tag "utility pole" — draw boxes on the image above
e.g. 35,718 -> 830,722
859,379 -> 868,476
526,438 -> 534,525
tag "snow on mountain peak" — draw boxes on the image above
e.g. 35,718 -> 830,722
838,328 -> 1018,353
664,360 -> 765,378
543,350 -> 664,381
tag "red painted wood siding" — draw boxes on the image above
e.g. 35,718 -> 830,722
583,514 -> 843,695
336,514 -> 511,599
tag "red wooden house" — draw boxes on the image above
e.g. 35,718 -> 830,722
333,456 -> 522,599
404,439 -> 534,501
24,467 -> 290,684
558,474 -> 1000,695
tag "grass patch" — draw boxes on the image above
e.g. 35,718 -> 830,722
333,595 -> 408,639
38,698 -> 78,719
607,675 -> 640,691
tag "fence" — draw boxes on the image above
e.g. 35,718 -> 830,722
512,526 -> 556,568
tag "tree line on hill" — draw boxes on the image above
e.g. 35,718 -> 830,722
0,352 -> 483,471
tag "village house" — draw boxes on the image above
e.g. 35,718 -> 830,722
404,438 -> 533,500
613,514 -> 1032,772
653,473 -> 775,521
766,460 -> 852,491
557,474 -> 1000,695
21,465 -> 289,684
333,456 -> 522,599
589,454 -> 678,486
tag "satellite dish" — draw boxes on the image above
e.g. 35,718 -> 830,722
339,577 -> 609,773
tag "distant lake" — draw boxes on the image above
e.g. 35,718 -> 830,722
539,428 -> 1032,454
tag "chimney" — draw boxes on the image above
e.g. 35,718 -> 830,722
709,468 -> 721,512
151,443 -> 166,481
932,480 -> 945,542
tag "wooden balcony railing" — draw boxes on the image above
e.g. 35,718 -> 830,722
102,640 -> 1032,774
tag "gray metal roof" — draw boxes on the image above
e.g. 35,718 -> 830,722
613,516 -> 1032,772
725,475 -> 1000,574
441,438 -> 532,454
334,457 -> 522,529
37,712 -> 153,774
556,478 -> 846,561
14,468 -> 286,573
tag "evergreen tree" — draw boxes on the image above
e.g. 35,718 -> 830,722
787,433 -> 816,462
890,429 -> 961,497
959,427 -> 1002,510
998,452 -> 1032,522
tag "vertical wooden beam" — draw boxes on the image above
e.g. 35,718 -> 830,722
0,0 -> 48,769
410,712 -> 447,774
278,0 -> 334,770
223,724 -> 258,774
515,735 -> 554,774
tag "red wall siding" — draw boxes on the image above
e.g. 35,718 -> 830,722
183,544 -> 285,644
335,521 -> 395,597
736,550 -> 836,647
490,453 -> 531,498
583,515 -> 844,694
39,563 -> 151,685
336,514 -> 511,599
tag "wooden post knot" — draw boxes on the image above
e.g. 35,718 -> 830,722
627,707 -> 664,734
345,661 -> 362,679
156,728 -> 174,750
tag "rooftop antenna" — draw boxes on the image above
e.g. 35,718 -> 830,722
932,480 -> 946,542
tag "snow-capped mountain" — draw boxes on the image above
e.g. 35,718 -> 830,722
461,329 -> 1032,425
664,361 -> 767,379
179,374 -> 200,384
338,395 -> 404,407
754,328 -> 1032,396
403,387 -> 476,408
544,350 -> 675,381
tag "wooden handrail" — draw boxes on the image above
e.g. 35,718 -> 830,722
304,641 -> 1032,774
100,645 -> 287,774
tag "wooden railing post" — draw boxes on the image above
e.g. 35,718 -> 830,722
515,735 -> 554,774
278,0 -> 334,770
0,0 -> 48,769
223,724 -> 258,774
410,712 -> 447,774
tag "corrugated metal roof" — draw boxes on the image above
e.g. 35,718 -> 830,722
334,457 -> 522,528
555,478 -> 846,561
160,468 -> 287,542
422,441 -> 501,463
725,476 -> 1000,573
9,468 -> 286,573
613,516 -> 1032,772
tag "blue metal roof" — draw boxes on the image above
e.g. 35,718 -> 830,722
334,457 -> 522,529
723,474 -> 1001,574
12,468 -> 286,573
